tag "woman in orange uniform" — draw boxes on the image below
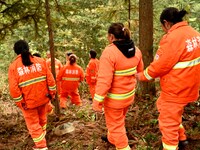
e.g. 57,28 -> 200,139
92,23 -> 144,150
86,50 -> 99,99
57,54 -> 84,108
8,40 -> 56,150
137,7 -> 200,150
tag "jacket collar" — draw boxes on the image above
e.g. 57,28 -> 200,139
15,54 -> 21,60
168,21 -> 188,33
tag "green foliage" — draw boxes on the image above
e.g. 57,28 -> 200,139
1,0 -> 199,72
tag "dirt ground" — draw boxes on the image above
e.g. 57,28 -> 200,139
1,96 -> 200,150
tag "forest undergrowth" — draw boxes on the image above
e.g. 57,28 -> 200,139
0,78 -> 200,150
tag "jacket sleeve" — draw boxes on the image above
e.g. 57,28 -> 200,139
8,64 -> 23,108
93,48 -> 114,103
45,62 -> 56,97
138,36 -> 181,81
136,49 -> 144,73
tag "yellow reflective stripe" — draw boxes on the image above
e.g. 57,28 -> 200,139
48,85 -> 56,91
144,68 -> 153,80
42,124 -> 47,130
163,142 -> 178,150
62,77 -> 79,81
173,56 -> 200,69
94,94 -> 104,102
116,145 -> 131,150
107,89 -> 135,100
19,76 -> 46,87
114,67 -> 137,76
13,95 -> 23,102
33,132 -> 46,143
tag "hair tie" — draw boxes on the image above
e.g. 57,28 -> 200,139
122,27 -> 125,31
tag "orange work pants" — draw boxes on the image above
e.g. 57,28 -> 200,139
21,103 -> 48,148
88,84 -> 96,99
156,97 -> 187,150
60,89 -> 82,108
104,105 -> 129,149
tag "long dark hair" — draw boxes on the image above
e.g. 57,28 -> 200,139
108,23 -> 131,40
14,40 -> 33,66
160,7 -> 188,25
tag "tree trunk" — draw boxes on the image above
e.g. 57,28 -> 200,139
128,0 -> 131,29
139,0 -> 156,96
45,0 -> 60,115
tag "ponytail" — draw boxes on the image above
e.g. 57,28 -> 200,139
21,51 -> 33,66
14,40 -> 33,66
178,9 -> 188,20
123,27 -> 131,40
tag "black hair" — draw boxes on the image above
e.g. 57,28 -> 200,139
69,55 -> 76,65
160,7 -> 188,25
66,52 -> 73,57
33,53 -> 41,57
89,50 -> 97,59
108,23 -> 131,41
14,40 -> 33,66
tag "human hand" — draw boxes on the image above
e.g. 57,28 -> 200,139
92,100 -> 103,113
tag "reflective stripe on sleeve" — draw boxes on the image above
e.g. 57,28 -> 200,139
144,68 -> 153,80
173,56 -> 200,69
94,94 -> 104,102
19,76 -> 46,87
163,142 -> 178,150
62,77 -> 80,81
114,67 -> 137,76
107,89 -> 135,100
13,95 -> 23,102
42,124 -> 47,130
48,85 -> 56,91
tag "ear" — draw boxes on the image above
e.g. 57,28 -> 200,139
163,20 -> 172,30
110,34 -> 116,42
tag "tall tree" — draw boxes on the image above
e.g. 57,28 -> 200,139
139,0 -> 155,96
45,0 -> 60,115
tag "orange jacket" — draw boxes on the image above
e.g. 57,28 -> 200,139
46,58 -> 63,76
93,43 -> 144,109
138,21 -> 200,102
57,63 -> 84,92
86,58 -> 99,85
8,55 -> 56,109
